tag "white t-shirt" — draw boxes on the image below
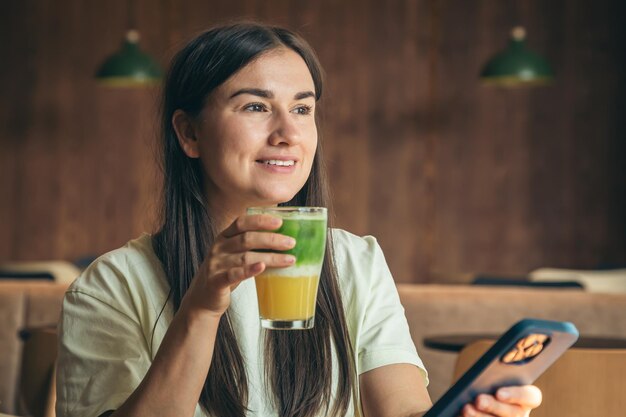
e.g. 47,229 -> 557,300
56,229 -> 427,417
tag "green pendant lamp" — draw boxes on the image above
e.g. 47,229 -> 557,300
480,27 -> 554,87
95,0 -> 162,87
96,29 -> 162,87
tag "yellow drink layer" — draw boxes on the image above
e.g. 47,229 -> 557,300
255,274 -> 320,320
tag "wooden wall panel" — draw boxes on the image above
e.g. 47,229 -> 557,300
432,0 -> 626,279
1,0 -> 624,282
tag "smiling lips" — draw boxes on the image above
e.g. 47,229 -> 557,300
259,159 -> 295,166
256,158 -> 297,172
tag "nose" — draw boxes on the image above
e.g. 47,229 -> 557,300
268,109 -> 300,146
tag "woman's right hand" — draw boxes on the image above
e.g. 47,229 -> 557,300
180,214 -> 296,317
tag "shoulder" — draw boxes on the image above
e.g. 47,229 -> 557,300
330,228 -> 380,266
330,228 -> 386,277
57,235 -> 165,416
330,228 -> 389,296
66,234 -> 167,321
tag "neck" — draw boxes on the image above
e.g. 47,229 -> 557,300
206,194 -> 280,233
208,203 -> 245,233
203,181 -> 246,233
204,180 -> 282,233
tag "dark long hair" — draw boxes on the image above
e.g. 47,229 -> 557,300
152,23 -> 356,417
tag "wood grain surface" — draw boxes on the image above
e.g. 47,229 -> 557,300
1,0 -> 624,282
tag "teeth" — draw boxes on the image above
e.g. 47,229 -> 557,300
263,160 -> 295,166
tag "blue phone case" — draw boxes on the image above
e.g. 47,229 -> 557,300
424,318 -> 579,417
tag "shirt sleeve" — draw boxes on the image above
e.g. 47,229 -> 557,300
56,265 -> 151,417
350,235 -> 428,384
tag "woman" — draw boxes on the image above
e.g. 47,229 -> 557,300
57,23 -> 542,417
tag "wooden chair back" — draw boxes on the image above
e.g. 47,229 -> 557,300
18,326 -> 57,417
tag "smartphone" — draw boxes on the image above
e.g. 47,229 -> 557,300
423,318 -> 579,417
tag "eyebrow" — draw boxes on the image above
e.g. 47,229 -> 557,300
229,88 -> 315,100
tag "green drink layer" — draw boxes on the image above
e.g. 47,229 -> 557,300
276,218 -> 327,266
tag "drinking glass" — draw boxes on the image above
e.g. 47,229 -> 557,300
246,206 -> 327,330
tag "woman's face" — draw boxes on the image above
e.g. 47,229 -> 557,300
190,47 -> 318,212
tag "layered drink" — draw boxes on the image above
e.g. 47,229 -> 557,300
247,207 -> 327,329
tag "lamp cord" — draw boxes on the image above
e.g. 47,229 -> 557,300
127,0 -> 137,30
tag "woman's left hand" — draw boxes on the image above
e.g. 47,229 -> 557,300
461,385 -> 542,417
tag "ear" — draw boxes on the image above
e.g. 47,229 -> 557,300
172,109 -> 200,158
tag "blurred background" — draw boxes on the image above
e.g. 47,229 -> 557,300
1,0 -> 625,284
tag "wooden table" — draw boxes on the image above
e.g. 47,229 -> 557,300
424,334 -> 626,352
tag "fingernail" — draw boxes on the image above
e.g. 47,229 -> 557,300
464,405 -> 476,417
497,389 -> 510,400
270,217 -> 282,226
477,396 -> 490,409
284,237 -> 296,246
286,255 -> 296,263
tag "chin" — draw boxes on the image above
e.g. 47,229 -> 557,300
251,179 -> 309,205
254,191 -> 301,206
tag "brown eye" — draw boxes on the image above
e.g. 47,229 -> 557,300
293,105 -> 313,115
244,103 -> 267,112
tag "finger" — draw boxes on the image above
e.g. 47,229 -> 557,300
218,231 -> 296,253
473,394 -> 526,417
212,251 -> 296,272
461,403 -> 493,417
215,262 -> 265,287
496,385 -> 542,409
221,214 -> 282,238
